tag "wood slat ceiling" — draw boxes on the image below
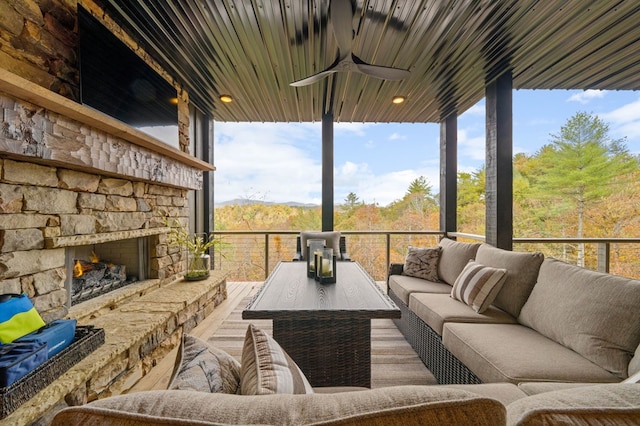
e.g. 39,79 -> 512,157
103,0 -> 640,123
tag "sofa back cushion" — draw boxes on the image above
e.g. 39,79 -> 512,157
474,244 -> 544,318
437,238 -> 481,285
50,386 -> 507,426
507,383 -> 640,426
519,258 -> 640,379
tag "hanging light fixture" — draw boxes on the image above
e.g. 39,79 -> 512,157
219,94 -> 233,103
392,96 -> 406,104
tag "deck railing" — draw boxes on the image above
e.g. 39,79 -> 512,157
210,230 -> 640,281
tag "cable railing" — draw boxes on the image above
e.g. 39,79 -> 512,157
210,230 -> 443,280
211,231 -> 640,281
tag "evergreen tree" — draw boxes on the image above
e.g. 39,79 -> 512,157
536,111 -> 637,266
344,192 -> 363,209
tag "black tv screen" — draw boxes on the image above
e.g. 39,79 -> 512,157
78,6 -> 179,148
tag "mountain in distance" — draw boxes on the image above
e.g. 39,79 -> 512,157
214,198 -> 318,208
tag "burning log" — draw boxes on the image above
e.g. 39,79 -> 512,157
72,257 -> 127,300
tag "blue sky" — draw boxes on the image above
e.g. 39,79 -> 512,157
213,89 -> 640,207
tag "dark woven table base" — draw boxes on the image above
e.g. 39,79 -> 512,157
389,289 -> 481,385
274,318 -> 371,388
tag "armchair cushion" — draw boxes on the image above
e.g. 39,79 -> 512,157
299,231 -> 342,260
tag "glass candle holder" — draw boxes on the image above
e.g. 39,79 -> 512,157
306,239 -> 325,278
317,247 -> 337,284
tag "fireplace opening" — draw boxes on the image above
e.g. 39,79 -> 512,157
65,237 -> 149,306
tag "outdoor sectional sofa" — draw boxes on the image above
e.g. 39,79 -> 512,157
47,238 -> 640,425
387,237 -> 640,386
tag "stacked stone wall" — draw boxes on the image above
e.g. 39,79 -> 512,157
0,0 -> 191,152
0,157 -> 190,321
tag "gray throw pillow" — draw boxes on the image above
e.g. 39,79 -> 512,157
402,246 -> 442,281
168,334 -> 241,394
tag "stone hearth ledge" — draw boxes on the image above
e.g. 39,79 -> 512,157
2,271 -> 228,426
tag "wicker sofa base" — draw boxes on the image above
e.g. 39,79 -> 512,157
389,289 -> 481,385
0,325 -> 105,419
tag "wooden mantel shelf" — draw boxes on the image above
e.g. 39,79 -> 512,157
0,68 -> 214,172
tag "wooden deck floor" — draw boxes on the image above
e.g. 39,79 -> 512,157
130,281 -> 435,392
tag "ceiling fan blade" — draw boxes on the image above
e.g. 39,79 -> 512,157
330,0 -> 355,54
290,68 -> 338,87
352,53 -> 410,81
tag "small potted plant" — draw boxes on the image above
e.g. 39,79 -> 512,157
163,216 -> 218,281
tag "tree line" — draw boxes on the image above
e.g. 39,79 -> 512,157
215,112 -> 640,280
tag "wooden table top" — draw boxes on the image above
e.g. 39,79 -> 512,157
242,261 -> 400,321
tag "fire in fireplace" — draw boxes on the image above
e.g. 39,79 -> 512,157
65,237 -> 149,307
71,251 -> 134,304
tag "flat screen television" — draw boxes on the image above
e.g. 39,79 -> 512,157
78,6 -> 179,148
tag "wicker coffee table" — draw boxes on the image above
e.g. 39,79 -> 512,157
242,261 -> 400,387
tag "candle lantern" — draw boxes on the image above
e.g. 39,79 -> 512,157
306,239 -> 326,278
316,247 -> 337,284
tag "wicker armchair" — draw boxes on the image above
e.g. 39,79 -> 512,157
292,231 -> 351,261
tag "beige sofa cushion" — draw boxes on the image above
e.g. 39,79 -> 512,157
474,244 -> 544,318
506,383 -> 640,426
409,293 -> 516,335
51,386 -> 507,426
519,258 -> 640,379
517,382 -> 598,396
442,322 -> 620,384
389,275 -> 452,305
442,383 -> 527,406
437,238 -> 481,285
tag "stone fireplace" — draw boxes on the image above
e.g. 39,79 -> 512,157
66,236 -> 149,306
0,81 -> 211,321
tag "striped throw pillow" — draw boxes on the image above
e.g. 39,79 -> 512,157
450,260 -> 507,313
240,324 -> 313,395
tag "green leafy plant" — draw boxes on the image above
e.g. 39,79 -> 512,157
163,215 -> 218,279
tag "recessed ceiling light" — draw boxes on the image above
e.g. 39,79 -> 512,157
219,95 -> 233,103
392,96 -> 406,104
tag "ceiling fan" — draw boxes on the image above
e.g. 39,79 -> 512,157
290,0 -> 410,87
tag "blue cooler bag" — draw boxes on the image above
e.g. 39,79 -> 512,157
16,319 -> 77,359
0,341 -> 48,387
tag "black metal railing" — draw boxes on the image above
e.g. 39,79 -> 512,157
211,230 -> 640,281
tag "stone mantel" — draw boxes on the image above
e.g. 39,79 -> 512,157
0,68 -> 214,189
46,227 -> 170,249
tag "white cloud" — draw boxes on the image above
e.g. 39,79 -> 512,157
334,122 -> 377,136
600,98 -> 640,125
462,103 -> 485,116
566,89 -> 607,104
334,163 -> 440,206
388,132 -> 406,141
214,122 -> 322,204
457,128 -> 486,161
